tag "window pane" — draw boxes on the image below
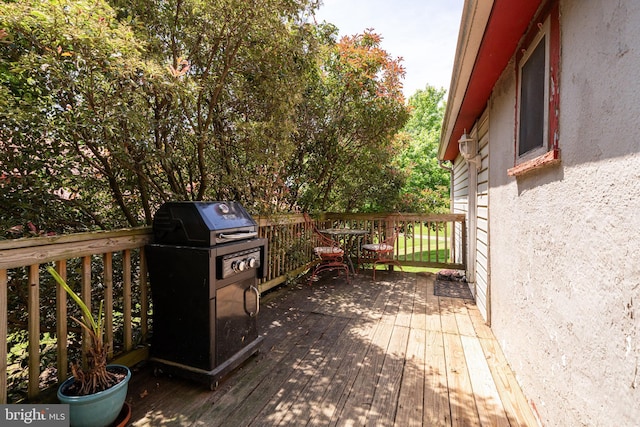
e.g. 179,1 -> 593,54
519,36 -> 546,156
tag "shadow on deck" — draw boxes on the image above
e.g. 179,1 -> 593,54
126,271 -> 539,426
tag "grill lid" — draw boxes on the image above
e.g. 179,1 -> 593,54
152,201 -> 257,246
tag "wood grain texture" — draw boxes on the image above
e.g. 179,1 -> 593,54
125,272 -> 538,426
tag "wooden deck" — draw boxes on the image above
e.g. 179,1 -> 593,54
126,271 -> 539,426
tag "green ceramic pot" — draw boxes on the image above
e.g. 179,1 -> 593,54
57,365 -> 131,427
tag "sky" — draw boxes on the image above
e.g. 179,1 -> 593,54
312,0 -> 465,99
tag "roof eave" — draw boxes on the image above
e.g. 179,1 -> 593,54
438,0 -> 544,161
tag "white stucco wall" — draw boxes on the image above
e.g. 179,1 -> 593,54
486,0 -> 640,425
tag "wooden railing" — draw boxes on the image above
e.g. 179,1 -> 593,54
256,213 -> 315,293
0,228 -> 153,403
321,212 -> 466,270
0,213 -> 465,403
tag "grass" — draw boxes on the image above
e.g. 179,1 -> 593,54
350,221 -> 458,274
394,222 -> 453,273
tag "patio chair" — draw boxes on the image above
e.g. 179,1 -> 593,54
360,218 -> 403,281
303,212 -> 349,284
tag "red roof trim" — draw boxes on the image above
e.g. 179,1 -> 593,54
443,0 -> 543,161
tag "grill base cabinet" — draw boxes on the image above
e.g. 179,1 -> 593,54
146,202 -> 267,389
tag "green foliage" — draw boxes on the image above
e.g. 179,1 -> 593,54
114,0 -> 320,214
0,0 -> 412,236
8,330 -> 59,403
48,267 -> 102,340
394,85 -> 450,213
0,0 -> 154,233
288,27 -> 410,212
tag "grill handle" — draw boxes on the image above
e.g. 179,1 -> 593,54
219,231 -> 258,240
245,285 -> 260,317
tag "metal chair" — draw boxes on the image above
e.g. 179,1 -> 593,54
360,218 -> 403,281
304,213 -> 349,284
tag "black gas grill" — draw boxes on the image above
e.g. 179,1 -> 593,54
146,201 -> 267,388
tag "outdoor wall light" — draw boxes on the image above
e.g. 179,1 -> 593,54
458,130 -> 481,166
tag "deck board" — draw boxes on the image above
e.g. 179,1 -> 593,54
466,303 -> 541,427
127,272 -> 538,426
225,313 -> 338,426
424,329 -> 450,426
285,316 -> 366,426
307,318 -> 378,426
366,324 -> 409,426
256,316 -> 350,426
443,329 -> 481,426
395,327 -> 425,427
333,321 -> 394,426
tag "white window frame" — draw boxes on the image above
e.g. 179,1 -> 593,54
516,16 -> 551,163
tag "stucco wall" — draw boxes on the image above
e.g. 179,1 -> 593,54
486,0 -> 640,425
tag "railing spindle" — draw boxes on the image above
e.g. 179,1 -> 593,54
418,221 -> 424,263
55,260 -> 68,382
0,269 -> 7,403
104,253 -> 114,359
427,222 -> 432,262
123,250 -> 132,352
436,221 -> 440,262
81,256 -> 92,361
140,249 -> 148,341
27,264 -> 40,399
444,220 -> 449,262
275,227 -> 282,280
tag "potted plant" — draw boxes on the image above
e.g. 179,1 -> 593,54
47,266 -> 131,427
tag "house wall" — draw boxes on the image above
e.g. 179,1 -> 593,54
486,0 -> 640,425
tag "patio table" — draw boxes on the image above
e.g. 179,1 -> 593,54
319,228 -> 368,273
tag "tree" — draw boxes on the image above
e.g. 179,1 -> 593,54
114,0 -> 320,215
287,26 -> 410,213
394,85 -> 450,213
0,0 -> 319,237
0,0 -> 153,235
0,1 -> 412,238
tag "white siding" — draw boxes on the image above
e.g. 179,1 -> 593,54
451,109 -> 490,322
452,155 -> 468,265
475,111 -> 490,321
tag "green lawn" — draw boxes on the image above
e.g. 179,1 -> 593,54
363,222 -> 454,274
395,223 -> 452,272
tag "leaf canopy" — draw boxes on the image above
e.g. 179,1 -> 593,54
0,0 -> 442,238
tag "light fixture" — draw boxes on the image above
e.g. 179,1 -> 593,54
458,129 -> 481,165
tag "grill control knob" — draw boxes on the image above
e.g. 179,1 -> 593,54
247,257 -> 257,268
232,260 -> 247,272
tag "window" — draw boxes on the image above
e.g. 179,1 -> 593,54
508,2 -> 560,177
517,17 -> 549,159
